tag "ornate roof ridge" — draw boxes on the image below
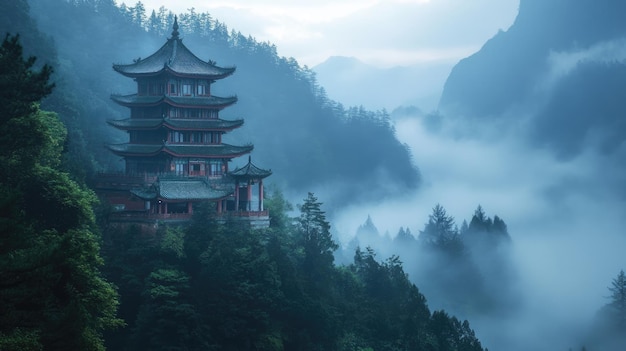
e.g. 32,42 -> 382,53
110,94 -> 238,108
112,19 -> 235,78
228,155 -> 272,179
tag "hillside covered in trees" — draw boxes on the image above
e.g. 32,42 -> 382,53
0,28 -> 486,347
12,0 -> 419,209
0,1 -> 476,350
1,1 -> 624,350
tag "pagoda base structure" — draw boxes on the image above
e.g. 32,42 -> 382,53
94,168 -> 270,228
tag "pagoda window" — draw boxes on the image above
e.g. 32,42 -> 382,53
191,132 -> 203,143
171,131 -> 187,143
172,158 -> 186,175
202,132 -> 217,144
189,160 -> 205,176
181,81 -> 192,96
175,163 -> 185,175
169,80 -> 178,96
203,109 -> 218,119
197,80 -> 209,96
199,109 -> 211,118
150,82 -> 164,95
182,109 -> 200,118
169,107 -> 181,118
209,160 -> 222,177
138,81 -> 148,95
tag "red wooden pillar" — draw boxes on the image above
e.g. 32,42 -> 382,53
217,199 -> 222,213
247,179 -> 252,211
187,202 -> 193,214
235,181 -> 240,212
258,179 -> 264,211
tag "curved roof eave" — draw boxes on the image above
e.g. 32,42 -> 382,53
161,143 -> 253,158
110,94 -> 238,109
164,95 -> 238,109
106,144 -> 164,157
112,36 -> 236,79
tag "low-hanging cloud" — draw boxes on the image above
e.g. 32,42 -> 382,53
332,112 -> 626,351
539,37 -> 626,92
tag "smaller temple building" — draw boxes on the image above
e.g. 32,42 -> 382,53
95,18 -> 271,227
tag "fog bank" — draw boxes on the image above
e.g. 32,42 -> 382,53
332,114 -> 626,350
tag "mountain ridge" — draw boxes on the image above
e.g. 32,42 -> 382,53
439,0 -> 626,158
314,55 -> 451,111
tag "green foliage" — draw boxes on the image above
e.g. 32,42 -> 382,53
0,328 -> 42,351
430,311 -> 483,351
296,192 -> 339,297
198,224 -> 283,349
297,192 -> 337,263
160,226 -> 186,259
0,34 -> 121,351
264,187 -> 294,231
0,34 -> 53,123
131,267 -> 204,351
100,193 -> 486,350
419,204 -> 464,254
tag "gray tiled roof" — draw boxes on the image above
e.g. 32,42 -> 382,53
228,156 -> 272,180
164,143 -> 253,157
110,94 -> 237,108
165,118 -> 243,130
107,143 -> 162,156
113,37 -> 235,78
159,179 -> 233,200
131,178 -> 234,201
107,118 -> 244,131
106,143 -> 253,158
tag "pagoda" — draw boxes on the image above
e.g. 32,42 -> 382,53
95,18 -> 271,226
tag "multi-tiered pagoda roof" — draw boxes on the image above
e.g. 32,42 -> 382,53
112,20 -> 235,79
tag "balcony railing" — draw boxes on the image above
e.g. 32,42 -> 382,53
109,209 -> 269,221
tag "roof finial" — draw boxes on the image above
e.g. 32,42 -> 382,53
171,15 -> 180,39
248,155 -> 252,163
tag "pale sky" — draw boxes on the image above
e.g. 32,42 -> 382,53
133,0 -> 519,68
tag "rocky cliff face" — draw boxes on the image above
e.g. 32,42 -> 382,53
438,0 -> 626,157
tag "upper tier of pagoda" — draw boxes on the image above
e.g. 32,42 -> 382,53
107,143 -> 253,158
113,18 -> 235,79
228,156 -> 272,180
107,117 -> 244,131
110,94 -> 238,108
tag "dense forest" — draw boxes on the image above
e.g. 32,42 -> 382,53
1,0 -> 625,350
0,27 -> 485,346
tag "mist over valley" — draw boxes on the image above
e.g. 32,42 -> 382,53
1,0 -> 624,350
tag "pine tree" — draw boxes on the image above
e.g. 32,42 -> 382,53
298,193 -> 336,250
296,192 -> 338,287
419,204 -> 461,253
608,269 -> 626,328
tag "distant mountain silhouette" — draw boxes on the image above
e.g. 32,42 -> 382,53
314,56 -> 450,111
439,0 -> 626,157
